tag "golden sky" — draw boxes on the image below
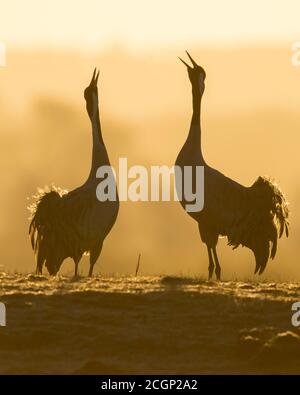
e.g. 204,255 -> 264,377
1,0 -> 300,50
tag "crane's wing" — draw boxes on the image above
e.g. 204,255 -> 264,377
200,166 -> 247,233
201,168 -> 289,274
62,186 -> 119,244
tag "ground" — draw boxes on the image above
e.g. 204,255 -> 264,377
0,273 -> 300,374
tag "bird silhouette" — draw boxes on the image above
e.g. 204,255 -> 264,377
175,52 -> 289,280
29,69 -> 119,276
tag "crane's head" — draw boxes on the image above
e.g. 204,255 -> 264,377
179,51 -> 206,92
84,68 -> 99,119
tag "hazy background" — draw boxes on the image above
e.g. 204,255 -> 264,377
0,1 -> 299,279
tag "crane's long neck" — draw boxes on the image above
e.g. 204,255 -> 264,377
87,95 -> 109,181
186,85 -> 204,162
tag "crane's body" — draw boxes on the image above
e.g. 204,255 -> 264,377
175,52 -> 289,280
29,69 -> 119,276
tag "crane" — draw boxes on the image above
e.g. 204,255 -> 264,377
29,69 -> 119,276
175,52 -> 289,280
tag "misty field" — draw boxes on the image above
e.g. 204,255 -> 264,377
0,272 -> 300,374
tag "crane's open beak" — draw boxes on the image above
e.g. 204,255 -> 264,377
90,68 -> 100,87
186,51 -> 198,67
178,51 -> 199,69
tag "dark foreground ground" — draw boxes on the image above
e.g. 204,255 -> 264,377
0,273 -> 300,374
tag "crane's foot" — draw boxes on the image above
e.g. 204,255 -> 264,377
74,261 -> 80,278
215,266 -> 221,281
73,269 -> 80,278
208,265 -> 214,280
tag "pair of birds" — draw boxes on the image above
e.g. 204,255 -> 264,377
29,52 -> 289,279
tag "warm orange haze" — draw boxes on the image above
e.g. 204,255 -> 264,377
0,0 -> 300,377
0,47 -> 297,279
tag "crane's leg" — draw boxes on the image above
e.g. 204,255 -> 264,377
36,263 -> 42,275
36,257 -> 44,274
73,258 -> 80,277
88,242 -> 103,277
88,254 -> 98,277
207,245 -> 214,280
212,247 -> 221,281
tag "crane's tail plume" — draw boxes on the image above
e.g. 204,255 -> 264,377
228,176 -> 289,275
254,176 -> 289,240
28,186 -> 67,274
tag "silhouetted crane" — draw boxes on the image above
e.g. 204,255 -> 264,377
175,52 -> 289,280
29,69 -> 119,276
